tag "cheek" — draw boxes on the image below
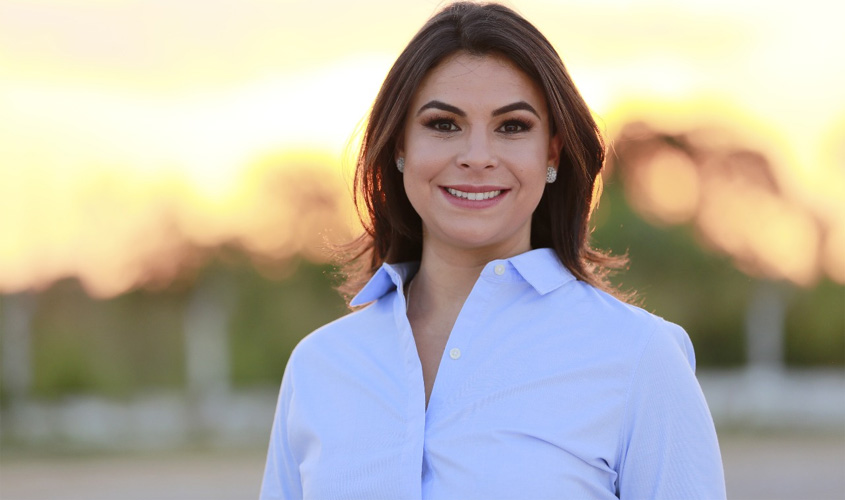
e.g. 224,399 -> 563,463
404,147 -> 451,185
401,162 -> 435,210
515,162 -> 548,189
519,144 -> 553,183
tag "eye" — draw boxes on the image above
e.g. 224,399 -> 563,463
424,117 -> 460,132
498,119 -> 533,134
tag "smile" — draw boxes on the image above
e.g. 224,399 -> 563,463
445,187 -> 503,201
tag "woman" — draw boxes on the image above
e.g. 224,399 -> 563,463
261,2 -> 725,499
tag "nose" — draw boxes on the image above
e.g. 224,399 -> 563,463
457,128 -> 496,170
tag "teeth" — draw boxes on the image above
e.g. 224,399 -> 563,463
446,188 -> 502,200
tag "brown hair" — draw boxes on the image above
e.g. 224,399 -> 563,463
341,1 -> 626,300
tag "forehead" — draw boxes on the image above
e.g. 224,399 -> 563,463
411,52 -> 547,112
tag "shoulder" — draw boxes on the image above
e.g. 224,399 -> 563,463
550,279 -> 695,369
286,292 -> 397,371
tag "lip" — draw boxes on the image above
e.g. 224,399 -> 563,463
440,184 -> 510,209
443,184 -> 508,193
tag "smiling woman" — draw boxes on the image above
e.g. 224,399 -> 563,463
400,53 -> 559,260
261,3 -> 726,499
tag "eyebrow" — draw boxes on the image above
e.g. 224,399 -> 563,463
492,101 -> 540,118
416,100 -> 541,119
417,100 -> 465,117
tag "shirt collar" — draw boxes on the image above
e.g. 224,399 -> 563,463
506,247 -> 575,295
349,248 -> 574,306
350,261 -> 419,307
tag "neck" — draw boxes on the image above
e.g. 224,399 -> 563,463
409,237 -> 530,314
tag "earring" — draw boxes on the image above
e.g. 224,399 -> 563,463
396,157 -> 405,173
546,166 -> 557,184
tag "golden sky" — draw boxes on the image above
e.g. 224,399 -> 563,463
1,0 -> 843,295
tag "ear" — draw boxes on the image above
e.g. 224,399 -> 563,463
394,140 -> 405,164
394,131 -> 406,162
547,133 -> 562,168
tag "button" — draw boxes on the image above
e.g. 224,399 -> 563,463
449,348 -> 461,360
494,264 -> 505,275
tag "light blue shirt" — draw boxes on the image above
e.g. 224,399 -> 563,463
261,248 -> 725,499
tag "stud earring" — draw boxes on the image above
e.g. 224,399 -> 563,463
396,157 -> 405,173
546,166 -> 557,184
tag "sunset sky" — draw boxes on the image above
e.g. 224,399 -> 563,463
1,0 -> 843,296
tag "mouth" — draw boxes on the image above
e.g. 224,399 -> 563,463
443,186 -> 507,201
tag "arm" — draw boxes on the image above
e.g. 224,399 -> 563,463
616,322 -> 726,499
260,362 -> 302,500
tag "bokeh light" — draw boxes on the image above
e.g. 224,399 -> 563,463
1,0 -> 843,296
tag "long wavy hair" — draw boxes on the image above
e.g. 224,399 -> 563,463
340,1 -> 626,301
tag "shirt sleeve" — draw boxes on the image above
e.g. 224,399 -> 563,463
260,360 -> 302,500
616,321 -> 726,499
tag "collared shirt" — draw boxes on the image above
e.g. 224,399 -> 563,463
260,248 -> 725,499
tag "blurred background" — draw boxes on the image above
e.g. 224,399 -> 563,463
0,0 -> 842,498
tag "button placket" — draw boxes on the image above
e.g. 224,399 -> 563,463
425,274 -> 494,413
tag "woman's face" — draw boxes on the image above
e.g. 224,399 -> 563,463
399,51 -> 560,258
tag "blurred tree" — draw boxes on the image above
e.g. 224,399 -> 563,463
783,279 -> 845,367
227,256 -> 347,386
23,279 -> 187,400
593,174 -> 843,368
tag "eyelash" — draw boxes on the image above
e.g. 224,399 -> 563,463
422,116 -> 534,134
423,116 -> 459,132
499,119 -> 533,133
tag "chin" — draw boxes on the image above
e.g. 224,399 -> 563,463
437,229 -> 528,254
